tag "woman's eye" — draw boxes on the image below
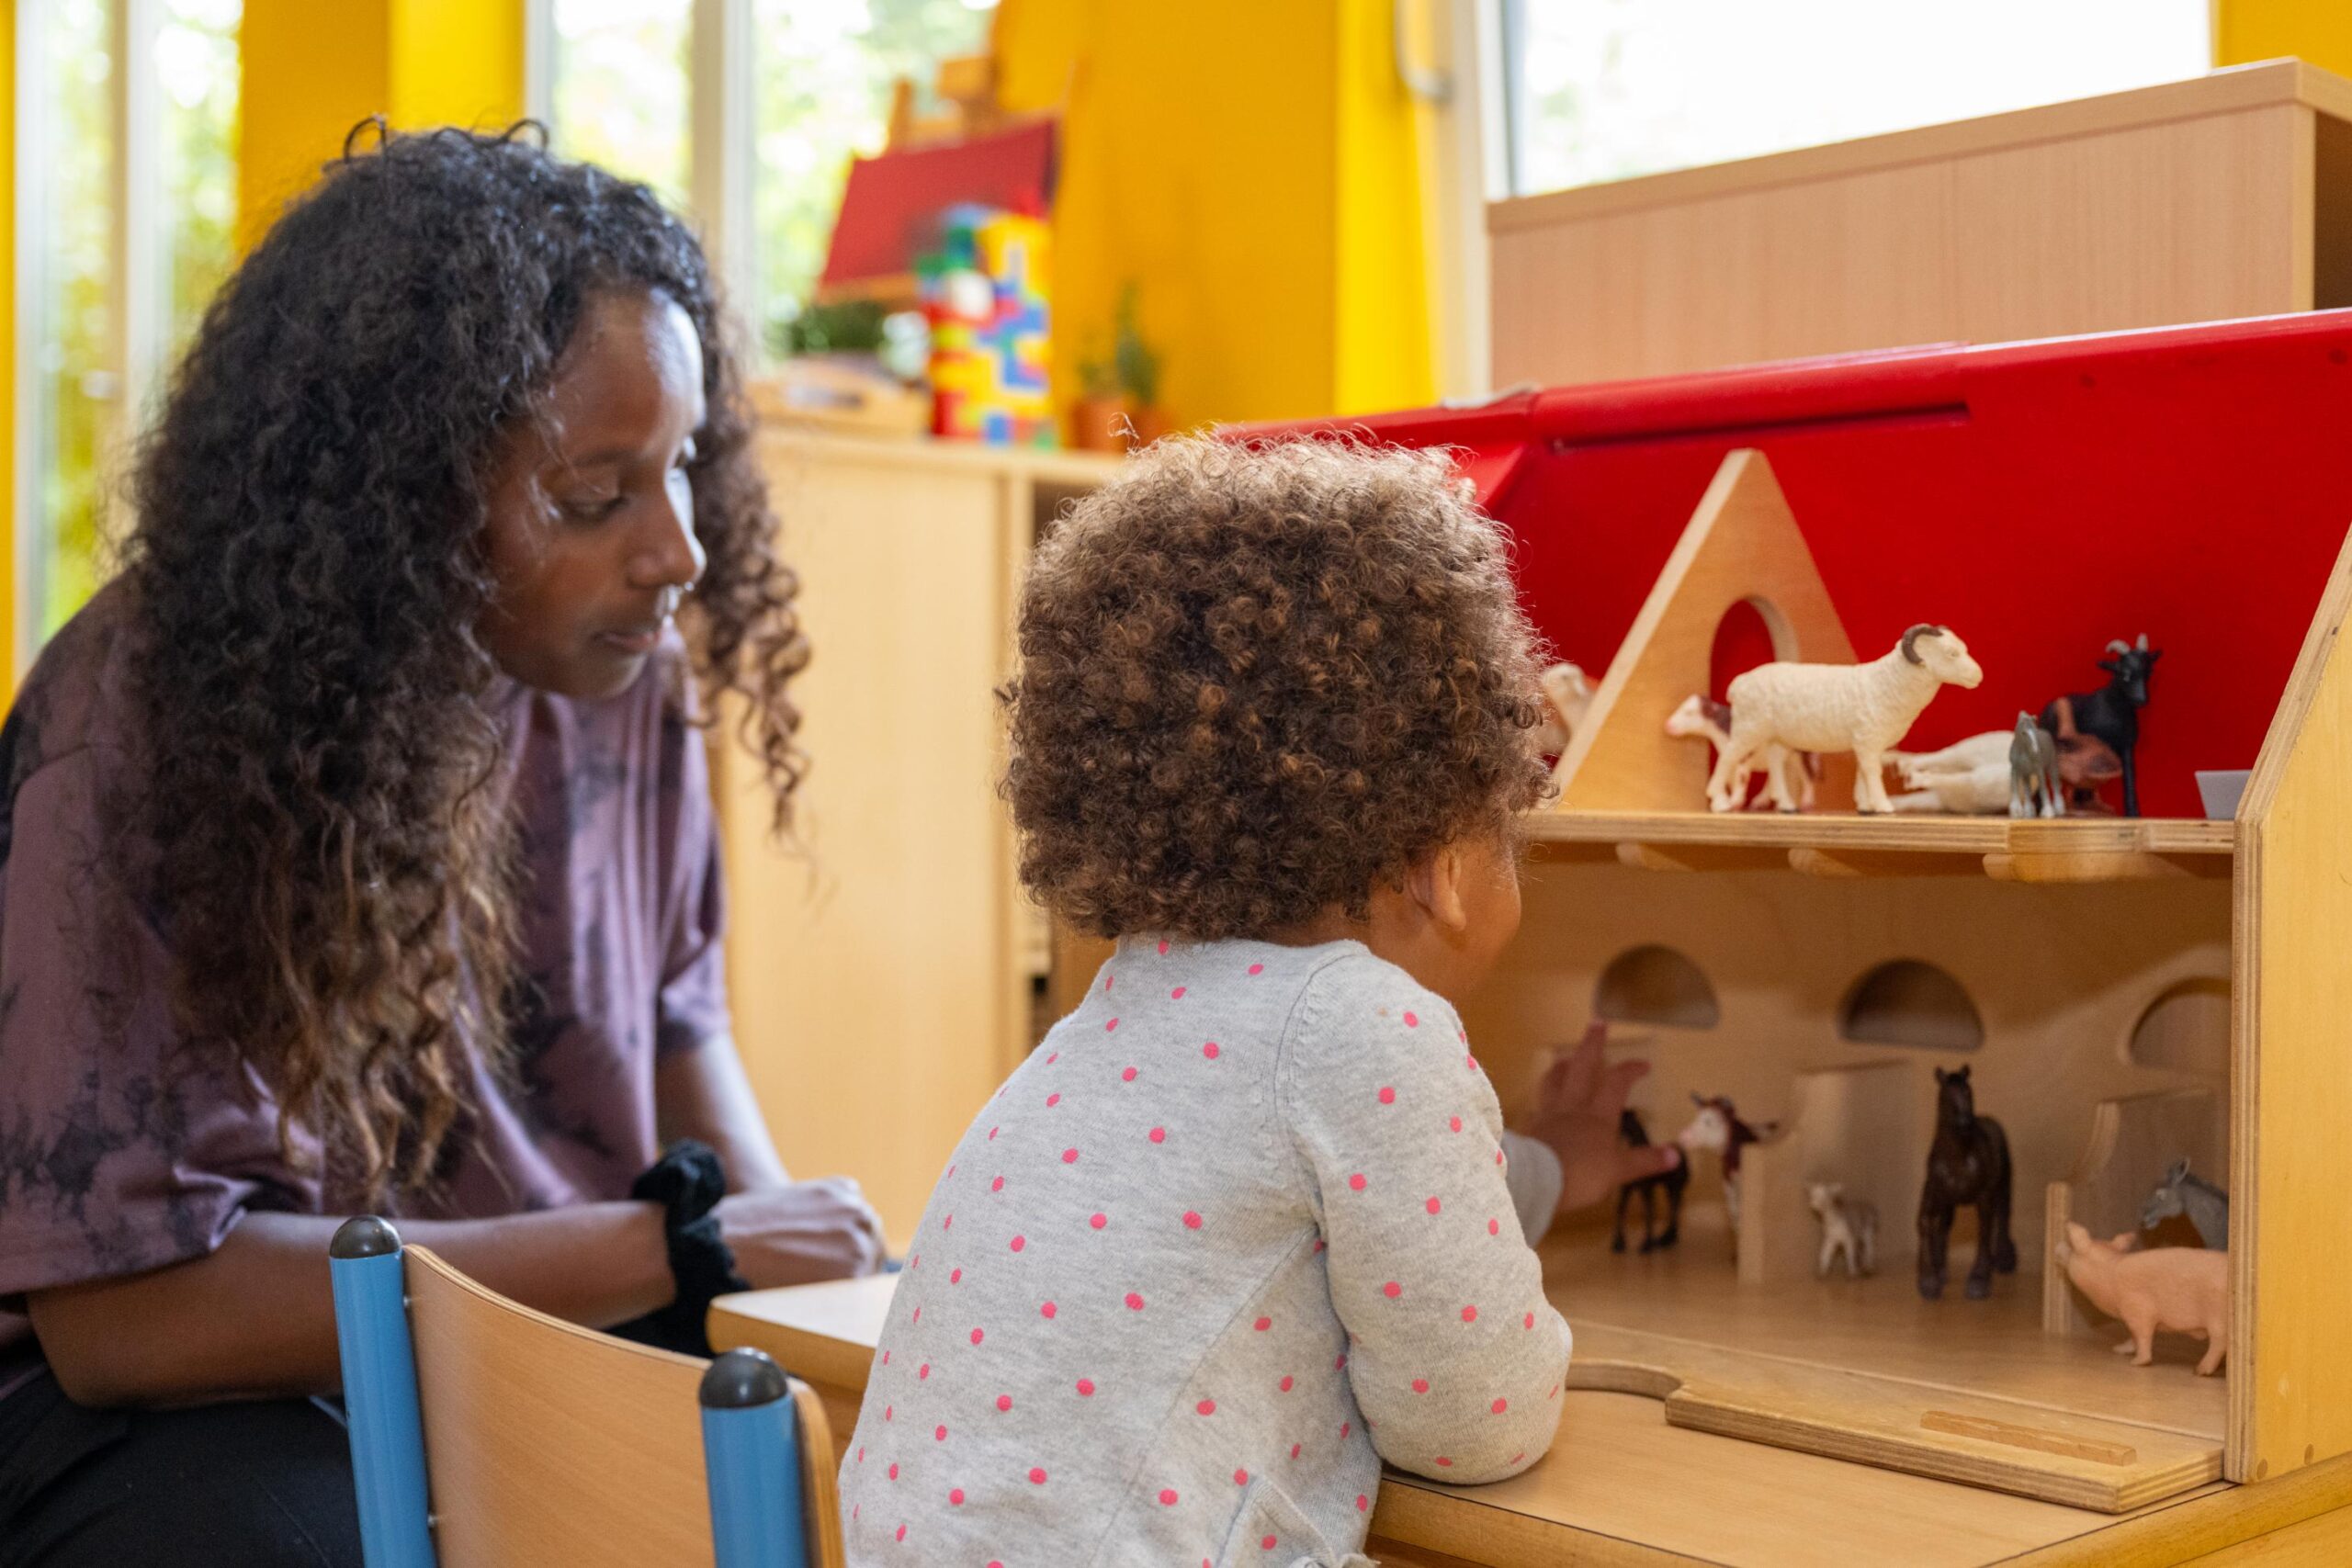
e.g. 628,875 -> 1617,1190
560,493 -> 626,523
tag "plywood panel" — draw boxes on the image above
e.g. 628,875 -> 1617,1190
1491,96 -> 2316,388
1470,861 -> 2233,1284
1555,449 -> 1858,812
2235,525 -> 2352,1481
719,438 -> 1019,1247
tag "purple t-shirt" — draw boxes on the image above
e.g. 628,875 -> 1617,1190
0,583 -> 732,1383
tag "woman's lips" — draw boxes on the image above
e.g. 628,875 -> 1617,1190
594,624 -> 662,655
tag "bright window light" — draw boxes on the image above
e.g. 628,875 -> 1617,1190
1503,0 -> 2211,197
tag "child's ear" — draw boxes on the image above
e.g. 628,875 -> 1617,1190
1405,843 -> 1472,934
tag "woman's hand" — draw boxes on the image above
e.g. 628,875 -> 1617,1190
1517,1022 -> 1680,1215
715,1177 -> 888,1287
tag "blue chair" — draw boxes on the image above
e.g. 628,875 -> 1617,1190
329,1216 -> 843,1568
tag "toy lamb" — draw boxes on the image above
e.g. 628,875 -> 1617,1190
1666,694 -> 1816,812
2056,1222 -> 2229,1375
1713,625 -> 1984,814
1807,1181 -> 1878,1279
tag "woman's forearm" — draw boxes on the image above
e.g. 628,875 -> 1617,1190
28,1201 -> 670,1409
655,1033 -> 791,1190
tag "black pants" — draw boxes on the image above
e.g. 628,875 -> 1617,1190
0,1369 -> 361,1567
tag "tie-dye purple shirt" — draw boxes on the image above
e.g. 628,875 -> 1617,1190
0,583 -> 732,1380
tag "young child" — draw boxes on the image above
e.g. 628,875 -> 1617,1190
839,435 -> 1674,1566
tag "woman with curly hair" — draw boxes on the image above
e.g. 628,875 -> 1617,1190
0,126 -> 882,1565
839,435 -> 1677,1566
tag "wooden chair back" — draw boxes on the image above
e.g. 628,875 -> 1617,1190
401,1245 -> 842,1568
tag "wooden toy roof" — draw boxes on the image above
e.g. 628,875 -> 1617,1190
1280,311 -> 2352,818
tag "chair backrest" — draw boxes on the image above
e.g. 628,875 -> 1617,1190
328,1218 -> 842,1568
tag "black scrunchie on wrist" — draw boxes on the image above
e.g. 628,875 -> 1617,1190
608,1139 -> 752,1357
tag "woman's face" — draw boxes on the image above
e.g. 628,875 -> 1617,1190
481,288 -> 709,698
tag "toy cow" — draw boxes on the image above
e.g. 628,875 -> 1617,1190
1677,1094 -> 1775,1237
2057,1223 -> 2229,1375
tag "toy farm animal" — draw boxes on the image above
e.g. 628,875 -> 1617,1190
2141,1158 -> 2229,1250
2041,635 -> 2161,817
1612,1108 -> 1690,1254
1917,1066 -> 2018,1301
2056,1223 -> 2229,1375
2009,712 -> 2064,818
1886,728 -> 2009,814
1677,1094 -> 1776,1236
2057,732 -> 2123,814
1713,625 -> 1984,814
1534,662 -> 1594,755
1807,1181 -> 1879,1279
1666,694 -> 1817,812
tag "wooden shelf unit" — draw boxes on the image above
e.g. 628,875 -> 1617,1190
1264,314 -> 2352,1508
1525,810 -> 2234,883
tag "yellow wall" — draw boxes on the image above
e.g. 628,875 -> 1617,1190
239,0 -> 525,254
1,0 -> 15,698
2214,1 -> 2352,78
994,0 -> 1431,430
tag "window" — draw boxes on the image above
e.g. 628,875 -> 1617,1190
548,0 -> 693,209
17,0 -> 242,663
1497,0 -> 2211,197
544,0 -> 995,359
749,0 -> 991,352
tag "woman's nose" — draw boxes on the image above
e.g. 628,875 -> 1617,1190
632,474 -> 707,591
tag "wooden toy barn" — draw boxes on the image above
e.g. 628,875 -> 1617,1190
1278,310 -> 2352,1511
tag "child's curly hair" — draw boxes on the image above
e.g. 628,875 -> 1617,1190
1002,434 -> 1550,941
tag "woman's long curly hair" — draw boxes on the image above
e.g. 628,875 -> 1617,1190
120,124 -> 805,1201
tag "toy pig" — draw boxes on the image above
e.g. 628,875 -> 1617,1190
2056,1222 -> 2229,1375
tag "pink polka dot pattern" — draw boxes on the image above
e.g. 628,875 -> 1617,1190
841,943 -> 1568,1562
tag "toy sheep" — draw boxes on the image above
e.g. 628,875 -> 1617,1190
1666,694 -> 1816,812
1807,1181 -> 1878,1279
1712,626 -> 1984,814
1534,662 -> 1593,755
2056,1223 -> 2229,1375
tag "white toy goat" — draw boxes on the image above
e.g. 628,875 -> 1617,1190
1712,625 -> 1984,814
1666,694 -> 1816,812
1534,662 -> 1593,754
1807,1181 -> 1879,1279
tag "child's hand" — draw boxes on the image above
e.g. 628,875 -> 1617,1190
1517,1022 -> 1680,1215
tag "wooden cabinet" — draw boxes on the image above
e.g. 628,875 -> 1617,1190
710,426 -> 1117,1245
1489,59 -> 2352,388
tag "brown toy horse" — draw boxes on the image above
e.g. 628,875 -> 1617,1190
1917,1066 -> 2018,1300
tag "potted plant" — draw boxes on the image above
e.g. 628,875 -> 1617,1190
1069,284 -> 1167,451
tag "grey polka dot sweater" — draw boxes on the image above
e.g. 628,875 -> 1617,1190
838,937 -> 1573,1567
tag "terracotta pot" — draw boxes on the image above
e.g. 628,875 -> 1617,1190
1070,396 -> 1136,452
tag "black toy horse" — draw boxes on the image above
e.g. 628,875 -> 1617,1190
1917,1066 -> 2018,1300
1611,1109 -> 1688,1254
2040,635 -> 2160,817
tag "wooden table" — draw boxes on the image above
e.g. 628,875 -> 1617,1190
712,1274 -> 2352,1567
